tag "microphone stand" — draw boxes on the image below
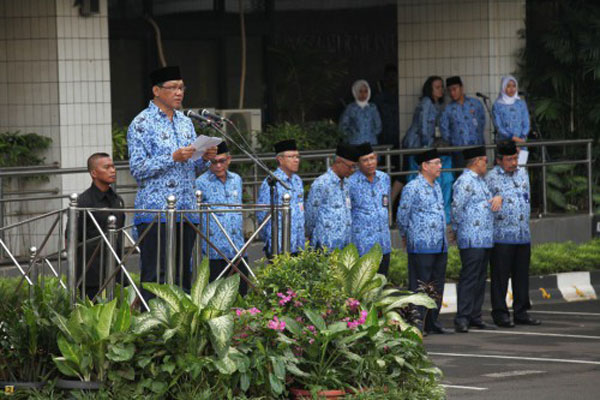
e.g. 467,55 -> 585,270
199,119 -> 291,256
479,95 -> 497,144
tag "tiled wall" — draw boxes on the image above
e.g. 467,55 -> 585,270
0,0 -> 112,256
397,0 -> 526,144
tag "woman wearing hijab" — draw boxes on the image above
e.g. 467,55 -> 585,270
339,79 -> 382,145
492,75 -> 530,143
400,76 -> 453,223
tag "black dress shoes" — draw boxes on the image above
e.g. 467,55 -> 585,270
455,323 -> 469,333
514,316 -> 542,325
469,320 -> 496,330
428,326 -> 454,334
494,319 -> 515,328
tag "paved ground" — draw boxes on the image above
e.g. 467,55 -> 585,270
425,300 -> 600,399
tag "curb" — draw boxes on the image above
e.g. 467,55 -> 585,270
440,271 -> 599,314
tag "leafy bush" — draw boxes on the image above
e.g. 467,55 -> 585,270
112,125 -> 129,161
389,239 -> 600,286
0,131 -> 52,168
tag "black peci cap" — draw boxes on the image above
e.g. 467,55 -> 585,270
336,143 -> 360,162
150,66 -> 182,86
462,146 -> 486,160
216,141 -> 229,155
274,139 -> 297,154
497,140 -> 517,156
415,148 -> 440,165
356,142 -> 374,158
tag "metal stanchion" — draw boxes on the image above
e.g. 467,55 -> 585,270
195,190 -> 203,282
66,193 -> 78,304
29,246 -> 37,298
281,194 -> 291,254
165,195 -> 176,285
106,215 -> 117,300
587,141 -> 593,217
541,145 -> 547,216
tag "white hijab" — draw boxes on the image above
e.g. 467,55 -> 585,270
496,75 -> 520,105
351,79 -> 371,109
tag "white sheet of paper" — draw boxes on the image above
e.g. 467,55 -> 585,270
518,149 -> 529,165
191,135 -> 222,161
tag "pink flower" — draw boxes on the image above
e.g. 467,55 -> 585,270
309,338 -> 315,344
235,309 -> 243,317
347,311 -> 369,330
248,307 -> 261,315
346,298 -> 361,312
267,316 -> 286,331
307,325 -> 316,333
295,316 -> 304,323
294,300 -> 303,307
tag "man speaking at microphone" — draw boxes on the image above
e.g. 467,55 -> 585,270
127,66 -> 217,301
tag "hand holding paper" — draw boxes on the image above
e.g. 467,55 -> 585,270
191,135 -> 222,161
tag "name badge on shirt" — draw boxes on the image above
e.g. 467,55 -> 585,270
232,190 -> 238,197
472,118 -> 478,127
346,196 -> 352,209
299,202 -> 304,212
382,194 -> 389,207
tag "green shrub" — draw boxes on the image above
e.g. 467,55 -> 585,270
389,239 -> 600,287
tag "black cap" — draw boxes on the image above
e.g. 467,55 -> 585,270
336,143 -> 360,162
356,142 -> 374,158
274,139 -> 297,154
497,141 -> 517,156
415,148 -> 440,165
446,76 -> 462,87
150,66 -> 181,86
216,141 -> 229,155
462,146 -> 486,160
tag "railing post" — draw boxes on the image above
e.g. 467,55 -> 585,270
66,193 -> 78,304
29,246 -> 37,298
106,215 -> 117,300
195,190 -> 203,282
541,145 -> 547,216
0,176 -> 4,260
281,193 -> 291,254
165,195 -> 177,285
587,141 -> 593,216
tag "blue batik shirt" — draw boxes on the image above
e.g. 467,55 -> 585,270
440,96 -> 486,146
339,102 -> 382,145
128,101 -> 208,225
348,170 -> 391,256
492,100 -> 530,141
306,169 -> 352,250
397,174 -> 447,254
451,169 -> 494,249
195,170 -> 244,260
485,165 -> 531,244
402,97 -> 442,149
257,168 -> 306,254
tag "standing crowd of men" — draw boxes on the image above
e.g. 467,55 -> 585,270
75,66 -> 540,335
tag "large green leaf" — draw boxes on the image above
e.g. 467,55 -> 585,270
51,312 -> 74,339
206,274 -> 240,311
198,279 -> 221,308
133,313 -> 162,335
214,351 -> 238,375
268,372 -> 284,395
344,244 -> 382,297
191,258 -> 210,307
57,334 -> 81,365
383,293 -> 437,313
144,283 -> 182,312
53,357 -> 81,379
96,299 -> 117,340
107,342 -> 135,362
338,244 -> 359,271
113,303 -> 131,334
150,299 -> 171,325
208,314 -> 234,358
303,309 -> 326,332
280,316 -> 302,336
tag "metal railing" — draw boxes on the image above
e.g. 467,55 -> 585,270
0,192 -> 292,310
0,139 -> 595,258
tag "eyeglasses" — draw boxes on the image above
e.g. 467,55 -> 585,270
282,155 -> 301,160
211,158 -> 229,165
159,85 -> 186,93
426,160 -> 442,166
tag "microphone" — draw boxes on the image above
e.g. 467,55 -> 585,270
184,109 -> 215,124
200,109 -> 228,122
476,92 -> 489,100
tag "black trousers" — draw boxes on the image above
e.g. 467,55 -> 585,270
455,248 -> 490,326
379,253 -> 391,276
138,223 -> 196,302
490,243 -> 531,322
209,258 -> 250,296
407,252 -> 448,331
